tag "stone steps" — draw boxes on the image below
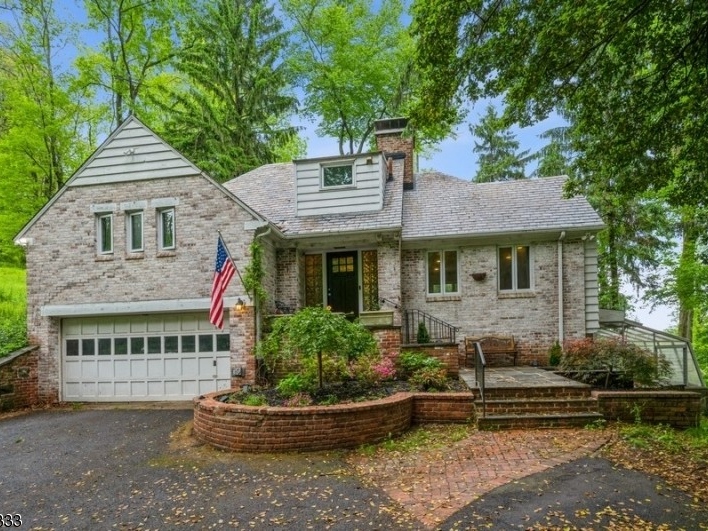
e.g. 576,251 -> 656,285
478,412 -> 604,430
474,384 -> 603,430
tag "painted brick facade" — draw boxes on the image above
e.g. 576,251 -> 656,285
401,239 -> 588,365
23,175 -> 256,402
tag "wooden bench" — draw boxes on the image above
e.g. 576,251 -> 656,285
465,335 -> 518,367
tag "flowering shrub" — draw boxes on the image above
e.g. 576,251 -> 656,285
559,337 -> 672,388
373,357 -> 397,381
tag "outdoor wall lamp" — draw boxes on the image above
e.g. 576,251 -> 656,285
235,298 -> 245,312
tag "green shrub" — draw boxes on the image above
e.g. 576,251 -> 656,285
416,322 -> 430,344
276,374 -> 311,397
559,337 -> 672,388
409,367 -> 449,391
242,394 -> 267,406
548,341 -> 562,367
256,306 -> 378,388
397,351 -> 443,378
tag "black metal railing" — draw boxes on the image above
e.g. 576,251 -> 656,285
401,309 -> 458,344
474,341 -> 486,418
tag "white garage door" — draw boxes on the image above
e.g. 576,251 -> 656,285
62,313 -> 231,401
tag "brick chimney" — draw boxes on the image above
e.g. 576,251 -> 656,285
374,117 -> 415,190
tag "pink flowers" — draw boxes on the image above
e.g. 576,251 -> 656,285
372,357 -> 396,381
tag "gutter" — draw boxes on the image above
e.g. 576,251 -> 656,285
558,231 -> 566,343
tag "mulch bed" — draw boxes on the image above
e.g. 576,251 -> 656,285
219,378 -> 470,407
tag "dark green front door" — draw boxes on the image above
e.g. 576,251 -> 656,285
326,251 -> 358,317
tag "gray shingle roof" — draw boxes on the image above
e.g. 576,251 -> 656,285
401,172 -> 603,240
224,164 -> 602,240
223,163 -> 403,237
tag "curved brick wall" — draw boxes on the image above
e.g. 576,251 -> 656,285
193,391 -> 474,452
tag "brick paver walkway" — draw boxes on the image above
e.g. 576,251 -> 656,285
348,428 -> 611,529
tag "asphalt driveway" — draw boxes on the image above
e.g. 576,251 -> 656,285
1,408 -> 707,530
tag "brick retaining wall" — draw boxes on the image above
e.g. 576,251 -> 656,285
0,346 -> 39,411
193,390 -> 474,452
592,390 -> 703,429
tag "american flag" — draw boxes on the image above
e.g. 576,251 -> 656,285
209,236 -> 236,329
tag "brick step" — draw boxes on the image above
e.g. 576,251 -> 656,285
480,386 -> 592,400
482,397 -> 599,415
477,412 -> 604,430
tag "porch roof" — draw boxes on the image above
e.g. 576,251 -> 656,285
401,173 -> 604,240
223,162 -> 403,237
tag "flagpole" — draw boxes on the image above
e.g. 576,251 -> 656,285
216,230 -> 250,299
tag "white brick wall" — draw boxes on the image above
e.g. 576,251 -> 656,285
401,240 -> 589,364
24,175 -> 258,401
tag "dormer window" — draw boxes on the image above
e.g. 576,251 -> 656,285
321,161 -> 354,188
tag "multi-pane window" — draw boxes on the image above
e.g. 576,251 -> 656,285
498,246 -> 532,291
361,250 -> 379,311
427,250 -> 458,294
157,207 -> 175,250
127,211 -> 143,252
322,163 -> 353,187
304,254 -> 323,307
97,213 -> 113,254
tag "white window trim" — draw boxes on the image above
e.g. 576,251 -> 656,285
320,160 -> 355,189
426,250 -> 460,295
126,211 -> 144,252
96,213 -> 113,255
498,245 -> 534,292
157,207 -> 176,251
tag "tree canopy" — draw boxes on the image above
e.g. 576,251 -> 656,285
282,0 -> 414,155
471,104 -> 527,182
160,0 -> 299,182
411,0 -> 708,207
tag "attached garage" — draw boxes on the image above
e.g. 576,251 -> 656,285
61,312 -> 231,401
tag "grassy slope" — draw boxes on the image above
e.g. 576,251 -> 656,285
0,266 -> 27,356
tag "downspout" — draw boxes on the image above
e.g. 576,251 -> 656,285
558,231 -> 566,343
253,225 -> 272,343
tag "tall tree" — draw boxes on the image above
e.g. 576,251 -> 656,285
282,0 -> 414,155
160,0 -> 299,181
531,126 -> 573,178
412,0 -> 708,336
78,0 -> 185,127
411,0 -> 708,206
0,0 -> 95,265
471,105 -> 527,182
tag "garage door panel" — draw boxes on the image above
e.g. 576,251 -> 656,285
81,360 -> 97,379
198,357 -> 215,377
98,382 -> 114,396
164,380 -> 180,395
147,359 -> 164,377
114,359 -> 130,378
147,381 -> 164,396
130,381 -> 147,396
182,381 -> 198,396
181,358 -> 198,375
130,359 -> 147,376
97,360 -> 113,378
62,313 -> 231,401
164,358 -> 181,377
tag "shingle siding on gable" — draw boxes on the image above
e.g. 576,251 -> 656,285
294,155 -> 385,216
70,118 -> 201,186
24,175 -> 256,402
400,240 -> 588,361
